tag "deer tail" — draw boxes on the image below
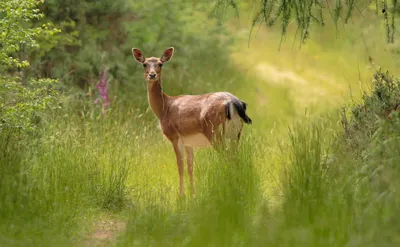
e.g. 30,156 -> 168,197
225,99 -> 252,124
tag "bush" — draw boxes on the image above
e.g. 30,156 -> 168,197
343,70 -> 400,154
250,70 -> 400,247
0,0 -> 61,135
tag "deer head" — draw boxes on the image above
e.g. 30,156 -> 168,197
132,47 -> 174,82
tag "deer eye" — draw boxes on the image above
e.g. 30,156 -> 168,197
143,64 -> 147,68
158,63 -> 163,67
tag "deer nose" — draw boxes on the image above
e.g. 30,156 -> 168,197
149,73 -> 156,78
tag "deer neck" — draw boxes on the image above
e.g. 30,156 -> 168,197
146,79 -> 168,119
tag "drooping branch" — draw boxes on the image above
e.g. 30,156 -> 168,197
213,0 -> 398,44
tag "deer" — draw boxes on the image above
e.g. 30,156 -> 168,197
132,47 -> 252,196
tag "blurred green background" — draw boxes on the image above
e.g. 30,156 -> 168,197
1,0 -> 400,246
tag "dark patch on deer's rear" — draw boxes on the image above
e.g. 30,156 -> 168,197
225,99 -> 252,124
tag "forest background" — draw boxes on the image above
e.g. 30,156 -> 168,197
1,0 -> 400,246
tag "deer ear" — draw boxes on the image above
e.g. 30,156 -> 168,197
160,47 -> 174,63
132,48 -> 145,63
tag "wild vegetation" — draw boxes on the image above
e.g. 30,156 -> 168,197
217,0 -> 399,43
1,0 -> 400,246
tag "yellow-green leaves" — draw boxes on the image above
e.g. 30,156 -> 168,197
0,0 -> 60,68
0,0 -> 60,134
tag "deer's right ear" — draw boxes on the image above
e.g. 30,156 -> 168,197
132,48 -> 145,63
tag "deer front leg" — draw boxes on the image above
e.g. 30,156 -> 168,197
172,139 -> 185,196
185,147 -> 194,194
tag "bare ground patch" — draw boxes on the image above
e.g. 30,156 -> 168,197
84,215 -> 126,247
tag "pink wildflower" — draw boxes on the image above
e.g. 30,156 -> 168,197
95,71 -> 109,107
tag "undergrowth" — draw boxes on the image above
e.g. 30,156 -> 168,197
2,0 -> 400,246
115,70 -> 400,247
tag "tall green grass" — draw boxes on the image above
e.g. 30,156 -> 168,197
111,96 -> 400,247
110,115 -> 351,247
2,1 -> 400,246
2,64 -> 399,247
117,132 -> 262,247
0,109 -> 138,245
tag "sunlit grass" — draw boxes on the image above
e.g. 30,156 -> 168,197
227,4 -> 400,118
2,2 -> 400,246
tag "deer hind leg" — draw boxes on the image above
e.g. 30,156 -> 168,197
237,124 -> 244,142
172,138 -> 185,196
224,118 -> 243,149
185,147 -> 194,193
215,122 -> 226,151
204,123 -> 225,151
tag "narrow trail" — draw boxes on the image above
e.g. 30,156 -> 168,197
84,216 -> 126,247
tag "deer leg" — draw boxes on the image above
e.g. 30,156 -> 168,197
203,121 -> 225,151
172,139 -> 185,196
237,123 -> 244,143
212,123 -> 226,151
185,147 -> 194,193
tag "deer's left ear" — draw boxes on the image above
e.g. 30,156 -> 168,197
160,47 -> 174,63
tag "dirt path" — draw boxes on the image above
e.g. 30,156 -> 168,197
84,215 -> 126,247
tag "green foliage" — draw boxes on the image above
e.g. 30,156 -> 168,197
31,0 -> 130,85
30,0 -> 234,100
283,122 -> 327,218
3,0 -> 400,245
0,1 -> 242,242
216,0 -> 400,44
383,0 -> 398,43
263,119 -> 354,246
0,77 -> 58,133
0,110 -> 136,245
0,0 -> 60,68
0,0 -> 60,134
118,134 -> 262,247
113,74 -> 400,246
343,70 -> 400,152
342,70 -> 400,195
229,78 -> 400,247
270,70 -> 400,246
335,70 -> 400,246
215,0 -> 358,43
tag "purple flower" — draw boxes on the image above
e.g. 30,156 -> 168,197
95,71 -> 109,107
